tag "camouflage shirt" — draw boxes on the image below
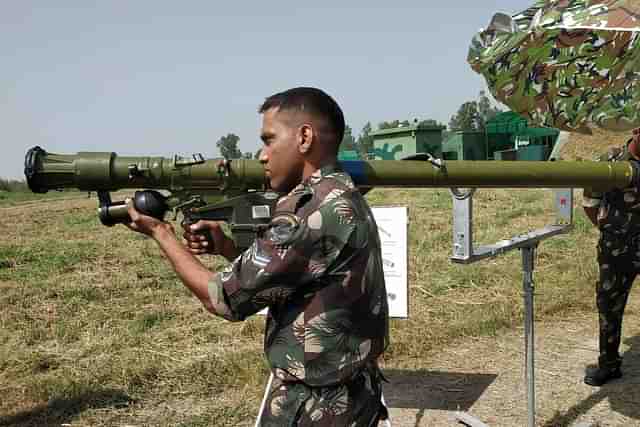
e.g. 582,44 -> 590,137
583,141 -> 640,234
208,164 -> 389,387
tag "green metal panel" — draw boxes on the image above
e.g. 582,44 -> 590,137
486,112 -> 560,160
494,149 -> 517,161
486,112 -> 528,134
443,134 -> 464,160
416,128 -> 444,158
443,132 -> 487,160
487,133 -> 514,157
462,132 -> 486,160
519,127 -> 559,138
517,145 -> 548,161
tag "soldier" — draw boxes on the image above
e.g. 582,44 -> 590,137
582,128 -> 640,386
125,87 -> 390,425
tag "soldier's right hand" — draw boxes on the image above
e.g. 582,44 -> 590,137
182,220 -> 240,261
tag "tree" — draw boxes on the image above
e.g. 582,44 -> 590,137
449,91 -> 503,132
418,119 -> 441,127
477,90 -> 502,129
254,148 -> 262,159
356,122 -> 374,158
378,120 -> 400,130
242,152 -> 253,159
216,133 -> 242,159
340,125 -> 356,151
449,101 -> 481,132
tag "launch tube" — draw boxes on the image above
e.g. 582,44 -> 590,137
25,146 -> 638,193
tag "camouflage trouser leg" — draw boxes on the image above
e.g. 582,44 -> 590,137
258,368 -> 384,427
596,234 -> 638,364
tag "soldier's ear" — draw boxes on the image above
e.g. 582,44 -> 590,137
298,124 -> 314,154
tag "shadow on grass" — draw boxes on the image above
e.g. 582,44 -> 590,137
382,368 -> 497,427
542,335 -> 640,427
0,389 -> 134,427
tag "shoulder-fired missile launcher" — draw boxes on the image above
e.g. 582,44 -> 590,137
24,146 -> 640,250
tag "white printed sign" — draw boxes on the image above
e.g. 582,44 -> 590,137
371,206 -> 409,318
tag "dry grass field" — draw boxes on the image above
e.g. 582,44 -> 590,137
1,131 -> 638,426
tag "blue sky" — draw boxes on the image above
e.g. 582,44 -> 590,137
2,1 -> 534,180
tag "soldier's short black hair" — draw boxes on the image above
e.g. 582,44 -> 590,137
259,87 -> 345,145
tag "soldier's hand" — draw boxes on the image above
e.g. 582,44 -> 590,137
125,198 -> 173,238
182,220 -> 239,261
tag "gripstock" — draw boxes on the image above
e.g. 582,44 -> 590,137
24,146 -> 640,249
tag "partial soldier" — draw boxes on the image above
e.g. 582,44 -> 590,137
582,128 -> 640,386
125,87 -> 390,425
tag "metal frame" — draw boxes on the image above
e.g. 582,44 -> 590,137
451,188 -> 573,427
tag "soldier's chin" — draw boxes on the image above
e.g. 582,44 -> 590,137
267,177 -> 281,192
269,177 -> 293,193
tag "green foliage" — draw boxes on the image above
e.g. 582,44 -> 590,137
216,133 -> 242,159
449,101 -> 481,132
378,119 -> 407,130
449,91 -> 503,132
356,122 -> 374,158
340,125 -> 356,151
0,178 -> 28,192
417,119 -> 440,127
0,188 -> 85,206
477,90 -> 502,125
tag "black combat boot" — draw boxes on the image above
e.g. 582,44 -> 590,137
584,357 -> 622,386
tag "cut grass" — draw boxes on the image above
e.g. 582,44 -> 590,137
0,183 -> 608,426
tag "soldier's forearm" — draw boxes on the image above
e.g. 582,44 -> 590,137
152,226 -> 216,309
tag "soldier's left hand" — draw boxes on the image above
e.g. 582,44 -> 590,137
125,198 -> 174,237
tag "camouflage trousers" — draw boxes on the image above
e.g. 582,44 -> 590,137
258,366 -> 386,427
596,231 -> 640,364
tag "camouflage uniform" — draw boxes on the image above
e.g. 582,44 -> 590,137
583,142 -> 640,368
208,164 -> 389,426
469,0 -> 640,134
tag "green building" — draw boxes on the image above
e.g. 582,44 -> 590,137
442,112 -> 560,161
486,112 -> 559,161
442,131 -> 487,160
369,124 -> 445,160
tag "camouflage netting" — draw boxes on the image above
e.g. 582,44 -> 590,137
469,0 -> 640,134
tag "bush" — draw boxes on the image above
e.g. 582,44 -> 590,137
0,178 -> 28,192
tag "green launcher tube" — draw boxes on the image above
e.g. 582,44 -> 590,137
25,146 -> 638,194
